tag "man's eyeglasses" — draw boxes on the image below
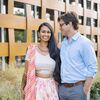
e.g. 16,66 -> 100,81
59,23 -> 65,27
59,23 -> 69,27
40,30 -> 51,34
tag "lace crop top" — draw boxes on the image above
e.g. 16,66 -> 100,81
25,47 -> 56,75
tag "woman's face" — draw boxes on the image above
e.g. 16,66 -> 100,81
39,26 -> 51,42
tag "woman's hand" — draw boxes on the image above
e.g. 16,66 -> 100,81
21,89 -> 25,100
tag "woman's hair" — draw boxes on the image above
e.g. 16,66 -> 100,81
58,11 -> 79,30
38,22 -> 59,60
38,22 -> 61,83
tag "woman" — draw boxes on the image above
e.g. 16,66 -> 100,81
21,22 -> 60,100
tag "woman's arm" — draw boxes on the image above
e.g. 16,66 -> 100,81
21,61 -> 28,99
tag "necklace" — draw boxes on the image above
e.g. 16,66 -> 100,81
38,45 -> 48,53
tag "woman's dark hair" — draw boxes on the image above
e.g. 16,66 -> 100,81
38,22 -> 58,60
38,22 -> 61,83
58,11 -> 79,30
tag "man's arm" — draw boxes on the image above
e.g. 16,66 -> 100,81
81,40 -> 97,95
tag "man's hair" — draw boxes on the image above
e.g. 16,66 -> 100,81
58,11 -> 79,30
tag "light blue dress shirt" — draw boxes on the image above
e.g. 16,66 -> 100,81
60,32 -> 97,83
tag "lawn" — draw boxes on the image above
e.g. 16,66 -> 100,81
0,61 -> 100,100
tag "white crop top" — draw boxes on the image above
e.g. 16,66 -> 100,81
25,47 -> 55,75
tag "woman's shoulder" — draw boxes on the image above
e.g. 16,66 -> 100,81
27,43 -> 38,53
28,43 -> 38,49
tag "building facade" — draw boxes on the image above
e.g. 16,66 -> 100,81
0,0 -> 100,68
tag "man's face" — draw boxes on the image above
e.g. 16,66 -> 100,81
59,19 -> 71,36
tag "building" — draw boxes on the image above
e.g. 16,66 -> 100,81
0,0 -> 100,68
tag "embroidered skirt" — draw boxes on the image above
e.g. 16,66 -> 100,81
35,77 -> 59,100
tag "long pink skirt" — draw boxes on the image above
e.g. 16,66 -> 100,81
35,77 -> 59,100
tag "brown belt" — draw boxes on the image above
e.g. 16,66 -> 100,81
63,80 -> 85,88
36,73 -> 53,78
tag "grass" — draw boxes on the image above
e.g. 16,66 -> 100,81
0,61 -> 100,100
0,66 -> 24,100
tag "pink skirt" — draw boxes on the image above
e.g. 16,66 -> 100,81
35,77 -> 59,100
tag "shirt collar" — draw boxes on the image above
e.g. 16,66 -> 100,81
63,32 -> 81,44
72,32 -> 81,41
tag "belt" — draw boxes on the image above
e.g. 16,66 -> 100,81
62,80 -> 85,88
36,73 -> 53,78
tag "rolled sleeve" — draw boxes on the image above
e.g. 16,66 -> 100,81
81,41 -> 97,77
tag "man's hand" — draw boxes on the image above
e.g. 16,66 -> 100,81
83,77 -> 93,95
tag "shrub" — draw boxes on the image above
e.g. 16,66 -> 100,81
0,67 -> 24,100
90,81 -> 100,100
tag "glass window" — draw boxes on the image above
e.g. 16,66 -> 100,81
87,0 -> 91,10
14,1 -> 26,16
79,16 -> 84,25
0,0 -> 8,14
95,51 -> 97,56
93,3 -> 97,11
86,17 -> 91,26
0,28 -> 8,42
14,29 -> 26,43
46,9 -> 54,21
31,5 -> 41,19
93,19 -> 97,27
86,34 -> 91,40
69,0 -> 75,5
0,56 -> 9,69
58,11 -> 65,16
58,0 -> 65,2
15,55 -> 25,67
78,0 -> 83,7
93,35 -> 97,43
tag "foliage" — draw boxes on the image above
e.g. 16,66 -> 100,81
15,30 -> 26,42
90,82 -> 100,100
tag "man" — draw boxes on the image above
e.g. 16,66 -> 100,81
58,11 -> 97,100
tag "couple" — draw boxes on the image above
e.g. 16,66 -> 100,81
21,11 -> 97,100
